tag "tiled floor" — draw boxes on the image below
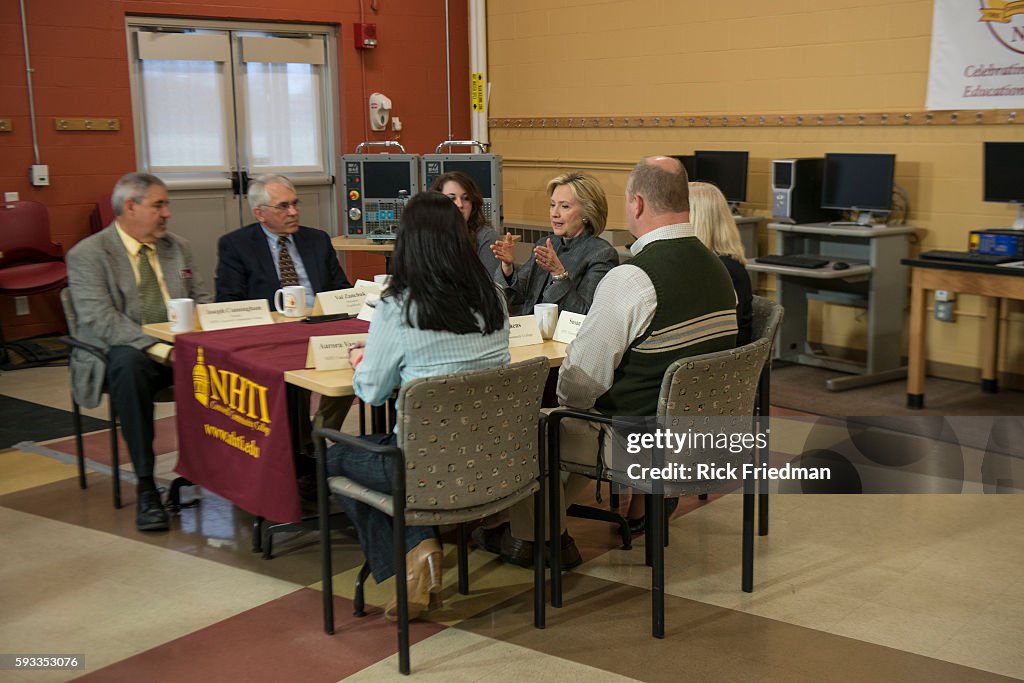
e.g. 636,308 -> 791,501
1,364 -> 1022,681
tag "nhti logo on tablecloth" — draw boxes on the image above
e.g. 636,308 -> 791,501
192,347 -> 272,436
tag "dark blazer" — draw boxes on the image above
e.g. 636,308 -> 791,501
497,229 -> 619,316
215,223 -> 351,303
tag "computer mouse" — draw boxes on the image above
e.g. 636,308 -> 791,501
832,261 -> 850,270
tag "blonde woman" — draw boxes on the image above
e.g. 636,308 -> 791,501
490,172 -> 618,315
689,181 -> 753,345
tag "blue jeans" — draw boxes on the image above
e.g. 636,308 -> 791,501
326,433 -> 439,583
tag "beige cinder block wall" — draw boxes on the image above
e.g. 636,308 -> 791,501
487,0 -> 1024,384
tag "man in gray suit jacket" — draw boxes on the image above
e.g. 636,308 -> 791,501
67,172 -> 212,531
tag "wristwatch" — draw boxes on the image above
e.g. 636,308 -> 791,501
552,270 -> 569,281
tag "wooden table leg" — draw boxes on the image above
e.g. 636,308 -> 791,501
980,296 -> 1000,393
906,272 -> 927,409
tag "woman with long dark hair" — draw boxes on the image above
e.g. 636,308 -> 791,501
326,191 -> 510,621
429,170 -> 500,271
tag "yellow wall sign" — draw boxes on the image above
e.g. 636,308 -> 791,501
471,72 -> 485,113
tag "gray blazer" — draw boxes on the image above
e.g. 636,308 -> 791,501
66,224 -> 212,408
496,230 -> 619,316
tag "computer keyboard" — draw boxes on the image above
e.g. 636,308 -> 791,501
919,250 -> 1017,265
754,254 -> 830,269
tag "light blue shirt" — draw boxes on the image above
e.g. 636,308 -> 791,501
260,225 -> 314,308
353,293 -> 511,411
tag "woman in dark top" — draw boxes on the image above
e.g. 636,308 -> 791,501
490,171 -> 618,315
690,181 -> 753,345
429,171 -> 500,273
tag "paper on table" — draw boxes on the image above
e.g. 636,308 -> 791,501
196,300 -> 273,331
357,301 -> 375,322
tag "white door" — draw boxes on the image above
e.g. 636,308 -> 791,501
127,19 -> 339,286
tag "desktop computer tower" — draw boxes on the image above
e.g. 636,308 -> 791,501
771,158 -> 835,224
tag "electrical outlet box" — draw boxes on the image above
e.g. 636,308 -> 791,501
935,289 -> 954,302
15,296 -> 29,316
935,300 -> 955,322
30,164 -> 49,186
4,191 -> 18,203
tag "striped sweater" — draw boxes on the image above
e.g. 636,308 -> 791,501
594,237 -> 738,416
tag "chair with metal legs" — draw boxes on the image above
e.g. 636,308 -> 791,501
749,295 -> 784,536
547,336 -> 772,637
59,287 -> 184,510
59,288 -> 123,508
315,357 -> 550,675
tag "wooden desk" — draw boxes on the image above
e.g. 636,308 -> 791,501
331,236 -> 395,254
331,234 -> 521,255
904,258 -> 1024,408
142,318 -> 567,399
284,340 -> 568,396
143,312 -> 294,343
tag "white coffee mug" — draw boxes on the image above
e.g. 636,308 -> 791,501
274,285 -> 307,317
534,303 -> 558,340
166,298 -> 195,333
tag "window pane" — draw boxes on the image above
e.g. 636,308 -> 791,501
244,63 -> 322,169
141,60 -> 229,168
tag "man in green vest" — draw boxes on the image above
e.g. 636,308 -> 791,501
476,155 -> 738,567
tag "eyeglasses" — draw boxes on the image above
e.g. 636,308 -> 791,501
260,199 -> 301,212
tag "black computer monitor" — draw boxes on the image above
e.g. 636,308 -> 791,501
693,151 -> 748,205
363,161 -> 415,199
821,153 -> 895,224
442,160 -> 493,199
984,142 -> 1024,203
984,142 -> 1024,229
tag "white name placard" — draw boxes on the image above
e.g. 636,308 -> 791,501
316,288 -> 368,316
553,311 -> 586,344
196,300 -> 273,331
508,314 -> 543,347
305,333 -> 369,370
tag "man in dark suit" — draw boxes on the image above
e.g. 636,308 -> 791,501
67,172 -> 213,531
215,174 -> 350,306
215,174 -> 353,475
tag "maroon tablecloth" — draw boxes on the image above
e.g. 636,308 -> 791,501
173,319 -> 369,523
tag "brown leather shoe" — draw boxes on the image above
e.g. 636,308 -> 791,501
471,522 -> 507,555
499,528 -> 581,570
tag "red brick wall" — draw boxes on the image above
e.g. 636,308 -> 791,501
0,0 -> 470,338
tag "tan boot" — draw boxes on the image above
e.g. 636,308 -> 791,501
385,538 -> 443,621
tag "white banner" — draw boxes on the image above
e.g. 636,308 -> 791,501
927,0 -> 1024,110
